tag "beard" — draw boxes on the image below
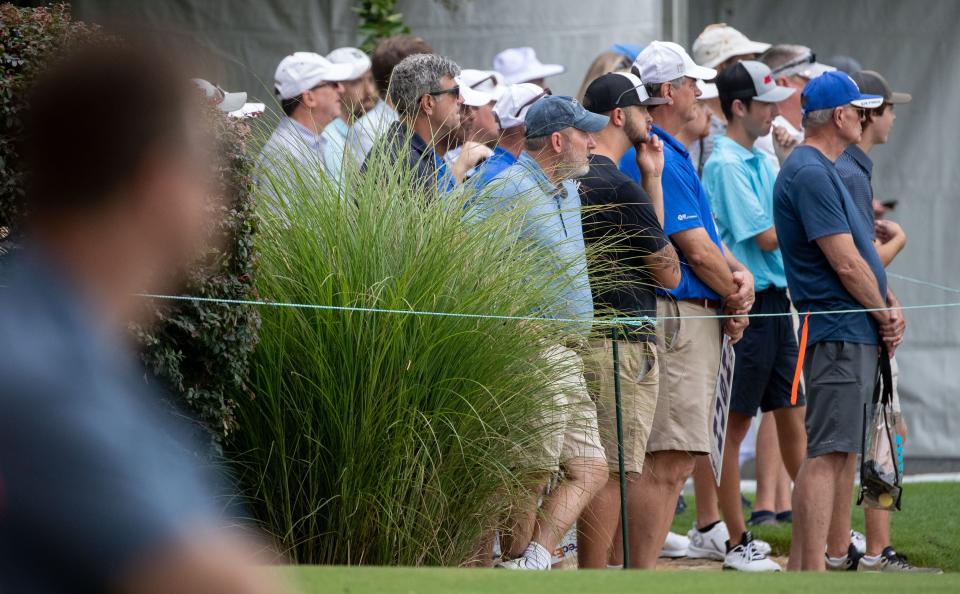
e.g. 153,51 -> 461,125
623,110 -> 650,145
559,145 -> 591,180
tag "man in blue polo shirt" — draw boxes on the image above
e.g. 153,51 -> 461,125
482,95 -> 610,570
703,60 -> 802,572
626,41 -> 756,568
773,71 -> 904,571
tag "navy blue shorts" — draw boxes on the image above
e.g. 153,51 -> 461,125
730,288 -> 805,417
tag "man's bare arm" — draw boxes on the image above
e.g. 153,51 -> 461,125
643,242 -> 681,290
672,228 -> 738,298
816,233 -> 887,317
754,226 -> 778,252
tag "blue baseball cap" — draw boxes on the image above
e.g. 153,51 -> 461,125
524,95 -> 609,139
801,71 -> 883,116
610,43 -> 644,62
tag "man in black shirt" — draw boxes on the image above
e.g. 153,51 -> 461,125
576,72 -> 682,568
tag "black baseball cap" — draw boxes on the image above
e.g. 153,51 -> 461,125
849,70 -> 912,105
582,71 -> 669,114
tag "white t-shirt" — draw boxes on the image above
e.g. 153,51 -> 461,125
755,115 -> 804,175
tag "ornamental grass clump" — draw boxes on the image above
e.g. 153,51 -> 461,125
236,123 -> 595,565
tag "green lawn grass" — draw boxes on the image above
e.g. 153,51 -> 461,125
281,481 -> 959,593
670,481 -> 959,572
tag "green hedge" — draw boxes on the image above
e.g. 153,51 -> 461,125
0,3 -> 260,448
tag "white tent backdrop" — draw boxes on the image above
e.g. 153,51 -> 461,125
688,0 -> 960,466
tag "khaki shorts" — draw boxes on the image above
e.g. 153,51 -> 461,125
583,338 -> 659,474
647,298 -> 722,454
534,344 -> 606,471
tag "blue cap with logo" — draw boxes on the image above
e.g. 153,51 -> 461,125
524,95 -> 609,139
801,71 -> 883,116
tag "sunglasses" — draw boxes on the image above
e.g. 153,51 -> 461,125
469,74 -> 498,90
770,51 -> 816,76
426,85 -> 460,97
514,87 -> 552,117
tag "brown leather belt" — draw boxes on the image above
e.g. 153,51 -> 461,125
681,297 -> 721,310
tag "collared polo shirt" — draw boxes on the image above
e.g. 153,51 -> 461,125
774,145 -> 887,345
473,146 -> 518,188
653,124 -> 724,301
481,152 -> 593,326
703,135 -> 787,291
347,98 -> 398,166
320,116 -> 350,185
835,144 -> 876,234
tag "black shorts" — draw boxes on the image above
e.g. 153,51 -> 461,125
730,288 -> 805,417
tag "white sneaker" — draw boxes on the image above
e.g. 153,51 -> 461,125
851,530 -> 867,555
496,542 -> 552,570
496,556 -> 549,570
687,521 -> 729,561
754,538 -> 772,556
660,531 -> 690,558
723,532 -> 782,572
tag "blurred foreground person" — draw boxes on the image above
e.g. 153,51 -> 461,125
0,46 -> 286,594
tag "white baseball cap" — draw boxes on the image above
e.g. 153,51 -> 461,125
457,69 -> 507,106
193,78 -> 247,113
274,52 -> 354,100
692,23 -> 770,68
492,47 -> 565,84
633,41 -> 718,85
492,83 -> 546,129
326,47 -> 372,80
697,80 -> 719,100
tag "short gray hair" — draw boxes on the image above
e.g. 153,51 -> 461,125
760,44 -> 812,72
387,53 -> 461,118
802,107 -> 835,128
643,77 -> 683,104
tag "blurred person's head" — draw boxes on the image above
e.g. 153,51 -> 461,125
192,79 -> 247,113
693,23 -> 770,72
633,41 -> 717,135
274,52 -> 352,132
456,70 -> 504,146
523,95 -> 607,181
389,53 -> 463,146
24,45 -> 216,323
582,71 -> 669,154
717,60 -> 795,142
801,71 -> 883,148
677,97 -> 714,149
371,35 -> 433,101
327,46 -> 377,119
493,46 -> 564,86
849,70 -> 911,148
824,54 -> 863,74
760,44 -> 836,126
576,50 -> 633,102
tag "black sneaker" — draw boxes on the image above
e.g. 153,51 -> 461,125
858,547 -> 943,573
826,542 -> 863,571
747,510 -> 777,526
675,494 -> 687,515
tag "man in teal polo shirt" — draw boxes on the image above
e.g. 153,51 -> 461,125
703,60 -> 803,572
628,41 -> 755,568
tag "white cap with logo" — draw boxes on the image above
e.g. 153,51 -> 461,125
274,52 -> 354,100
326,47 -> 372,80
492,83 -> 546,129
492,47 -> 565,84
193,78 -> 247,113
633,41 -> 718,85
692,23 -> 771,68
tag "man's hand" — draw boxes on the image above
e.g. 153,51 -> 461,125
772,125 -> 798,165
878,291 -> 906,356
875,219 -> 905,245
451,141 -> 493,183
636,133 -> 665,179
723,316 -> 749,345
724,269 -> 755,313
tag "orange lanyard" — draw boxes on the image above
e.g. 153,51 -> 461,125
790,312 -> 810,406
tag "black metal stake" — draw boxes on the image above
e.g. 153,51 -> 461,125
611,325 -> 629,568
